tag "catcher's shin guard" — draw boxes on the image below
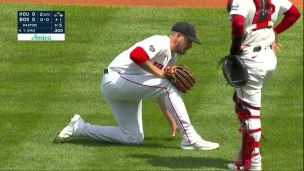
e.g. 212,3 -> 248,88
233,92 -> 262,170
237,124 -> 261,170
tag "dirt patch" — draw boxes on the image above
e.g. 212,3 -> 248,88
1,0 -> 303,8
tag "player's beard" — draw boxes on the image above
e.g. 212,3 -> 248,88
176,42 -> 187,55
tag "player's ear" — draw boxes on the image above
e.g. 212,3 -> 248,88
177,32 -> 182,38
176,32 -> 183,41
170,31 -> 181,43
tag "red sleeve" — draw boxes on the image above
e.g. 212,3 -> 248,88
274,5 -> 301,34
230,14 -> 245,50
229,14 -> 245,55
129,47 -> 150,65
231,14 -> 245,37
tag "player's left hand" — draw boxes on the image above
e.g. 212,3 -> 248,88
220,55 -> 249,87
241,45 -> 249,49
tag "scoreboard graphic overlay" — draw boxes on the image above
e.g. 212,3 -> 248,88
18,11 -> 65,41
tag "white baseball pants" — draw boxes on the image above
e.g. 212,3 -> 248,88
236,45 -> 277,166
74,70 -> 202,145
236,45 -> 277,107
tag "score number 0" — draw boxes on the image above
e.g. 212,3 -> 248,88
26,12 -> 37,22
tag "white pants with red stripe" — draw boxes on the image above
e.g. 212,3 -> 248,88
74,71 -> 202,145
235,45 -> 277,165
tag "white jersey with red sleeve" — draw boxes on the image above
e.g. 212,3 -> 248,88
108,35 -> 176,75
271,0 -> 292,21
229,0 -> 293,47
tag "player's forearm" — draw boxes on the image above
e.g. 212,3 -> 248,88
156,98 -> 167,112
156,98 -> 178,137
230,14 -> 245,55
156,98 -> 175,124
138,61 -> 164,78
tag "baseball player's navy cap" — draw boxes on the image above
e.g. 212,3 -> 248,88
171,21 -> 201,44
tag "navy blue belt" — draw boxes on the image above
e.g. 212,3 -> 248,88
253,45 -> 272,52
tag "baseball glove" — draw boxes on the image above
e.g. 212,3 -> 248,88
164,64 -> 196,93
220,55 -> 248,88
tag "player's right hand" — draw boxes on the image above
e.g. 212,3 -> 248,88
170,122 -> 178,138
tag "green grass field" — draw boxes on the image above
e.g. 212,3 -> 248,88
0,3 -> 303,170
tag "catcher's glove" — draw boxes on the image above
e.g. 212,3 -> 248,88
220,55 -> 248,88
164,64 -> 196,93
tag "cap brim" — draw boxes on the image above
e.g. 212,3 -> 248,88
187,36 -> 201,44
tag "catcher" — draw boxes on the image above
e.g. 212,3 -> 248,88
220,0 -> 300,170
53,21 -> 219,150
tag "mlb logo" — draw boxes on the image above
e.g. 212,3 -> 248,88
149,45 -> 155,52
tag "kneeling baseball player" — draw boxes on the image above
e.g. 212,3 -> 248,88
53,21 -> 220,150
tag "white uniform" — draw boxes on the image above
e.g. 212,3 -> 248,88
229,0 -> 292,106
229,0 -> 293,105
228,0 -> 295,170
108,35 -> 176,74
75,35 -> 203,146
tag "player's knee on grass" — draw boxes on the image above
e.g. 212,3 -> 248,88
125,133 -> 144,145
